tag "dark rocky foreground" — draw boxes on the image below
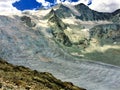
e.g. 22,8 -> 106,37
0,58 -> 85,90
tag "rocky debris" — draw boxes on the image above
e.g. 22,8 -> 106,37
0,58 -> 86,90
90,24 -> 120,45
21,16 -> 36,27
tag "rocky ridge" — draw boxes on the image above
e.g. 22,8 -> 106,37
50,3 -> 119,21
45,3 -> 120,65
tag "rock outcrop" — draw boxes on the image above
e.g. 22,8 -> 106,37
111,13 -> 120,23
75,3 -> 111,21
90,24 -> 120,45
47,3 -> 120,21
55,4 -> 75,18
21,16 -> 36,27
47,9 -> 72,46
48,11 -> 67,30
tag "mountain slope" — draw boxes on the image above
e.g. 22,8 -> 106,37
47,10 -> 72,46
111,10 -> 120,23
44,3 -> 120,65
0,58 -> 85,90
75,3 -> 112,21
0,3 -> 120,90
112,9 -> 120,16
49,3 -> 119,21
90,24 -> 120,45
54,4 -> 76,18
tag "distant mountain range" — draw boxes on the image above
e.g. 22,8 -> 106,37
45,3 -> 120,65
46,3 -> 120,45
45,3 -> 120,21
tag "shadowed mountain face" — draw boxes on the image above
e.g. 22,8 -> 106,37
44,3 -> 120,66
49,3 -> 119,21
47,10 -> 72,46
90,24 -> 120,45
55,4 -> 75,18
112,14 -> 120,23
75,3 -> 112,21
48,11 -> 67,30
0,3 -> 120,90
112,9 -> 120,16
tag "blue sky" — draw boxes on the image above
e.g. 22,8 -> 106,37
0,0 -> 120,13
12,0 -> 42,10
12,0 -> 81,10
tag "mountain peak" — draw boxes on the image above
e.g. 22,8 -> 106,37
44,8 -> 56,19
59,3 -> 68,8
78,3 -> 87,6
53,4 -> 75,18
112,9 -> 120,15
45,3 -> 120,21
75,3 -> 89,10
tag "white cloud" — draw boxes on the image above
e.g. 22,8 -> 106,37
0,0 -> 21,14
36,0 -> 89,6
71,0 -> 91,5
36,0 -> 51,7
56,0 -> 61,4
64,0 -> 120,12
89,0 -> 120,12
